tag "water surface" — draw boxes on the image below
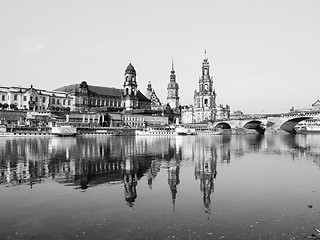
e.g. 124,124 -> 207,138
1,134 -> 320,239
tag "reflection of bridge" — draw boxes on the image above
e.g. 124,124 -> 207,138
215,111 -> 320,134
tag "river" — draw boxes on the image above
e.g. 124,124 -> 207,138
1,133 -> 320,239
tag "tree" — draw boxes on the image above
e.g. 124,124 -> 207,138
2,103 -> 8,109
10,104 -> 16,109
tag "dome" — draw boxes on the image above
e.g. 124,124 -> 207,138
167,81 -> 179,89
125,63 -> 136,75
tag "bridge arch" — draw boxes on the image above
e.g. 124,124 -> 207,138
215,122 -> 232,129
280,117 -> 311,134
243,120 -> 266,134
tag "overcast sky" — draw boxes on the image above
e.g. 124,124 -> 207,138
1,0 -> 319,114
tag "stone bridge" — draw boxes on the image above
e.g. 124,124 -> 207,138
213,118 -> 267,134
215,112 -> 320,134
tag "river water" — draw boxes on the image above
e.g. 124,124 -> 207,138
1,133 -> 320,240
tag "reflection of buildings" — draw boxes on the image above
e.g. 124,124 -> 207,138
167,161 -> 180,212
194,146 -> 217,218
123,158 -> 139,209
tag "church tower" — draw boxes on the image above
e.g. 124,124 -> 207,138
167,61 -> 180,109
123,63 -> 139,111
194,51 -> 217,123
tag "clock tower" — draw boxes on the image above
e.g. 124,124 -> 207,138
167,61 -> 180,109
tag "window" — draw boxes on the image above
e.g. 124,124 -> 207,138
57,99 -> 60,105
30,96 -> 33,101
43,97 -> 46,103
35,97 -> 38,102
14,94 -> 18,101
2,95 -> 5,101
23,96 -> 27,101
68,100 -> 71,105
52,98 -> 55,104
63,100 -> 65,105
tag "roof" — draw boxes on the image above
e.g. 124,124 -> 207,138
312,99 -> 320,107
125,63 -> 136,75
55,84 -> 122,97
137,90 -> 150,102
88,85 -> 122,97
54,84 -> 80,94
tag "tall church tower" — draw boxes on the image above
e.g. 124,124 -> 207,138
123,63 -> 139,111
167,61 -> 180,109
194,51 -> 217,123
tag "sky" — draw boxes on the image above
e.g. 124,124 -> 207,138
0,0 -> 320,114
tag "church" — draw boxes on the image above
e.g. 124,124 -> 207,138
181,52 -> 230,124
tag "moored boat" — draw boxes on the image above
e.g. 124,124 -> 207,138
135,125 -> 176,136
196,128 -> 223,135
51,125 -> 77,136
175,125 -> 197,135
295,119 -> 320,134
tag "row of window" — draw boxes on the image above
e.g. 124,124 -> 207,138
124,117 -> 144,121
1,94 -> 71,106
83,99 -> 121,107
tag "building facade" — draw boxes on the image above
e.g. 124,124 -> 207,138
145,81 -> 162,111
181,53 -> 230,124
0,85 -> 73,112
55,81 -> 123,112
193,54 -> 217,123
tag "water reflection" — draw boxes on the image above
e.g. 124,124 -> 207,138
1,134 -> 320,204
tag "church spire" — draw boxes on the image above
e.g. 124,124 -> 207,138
171,59 -> 175,75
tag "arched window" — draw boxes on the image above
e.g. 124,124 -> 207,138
204,99 -> 208,106
126,88 -> 129,95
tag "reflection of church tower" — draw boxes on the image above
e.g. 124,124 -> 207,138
194,147 -> 217,219
194,51 -> 217,123
123,158 -> 139,210
123,63 -> 138,110
146,160 -> 160,189
167,61 -> 180,110
167,163 -> 180,212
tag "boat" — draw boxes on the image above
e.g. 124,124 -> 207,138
175,125 -> 197,135
51,125 -> 77,136
135,125 -> 176,136
196,128 -> 223,135
295,119 -> 320,134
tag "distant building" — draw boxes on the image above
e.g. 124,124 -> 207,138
193,53 -> 217,123
312,99 -> 320,111
55,81 -> 123,112
181,52 -> 230,124
122,63 -> 151,111
145,81 -> 162,111
0,85 -> 72,112
216,104 -> 230,120
55,63 -> 151,113
167,61 -> 180,110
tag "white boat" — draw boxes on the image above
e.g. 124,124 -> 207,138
175,126 -> 197,135
51,125 -> 77,136
194,126 -> 223,135
135,126 -> 176,136
295,119 -> 320,134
